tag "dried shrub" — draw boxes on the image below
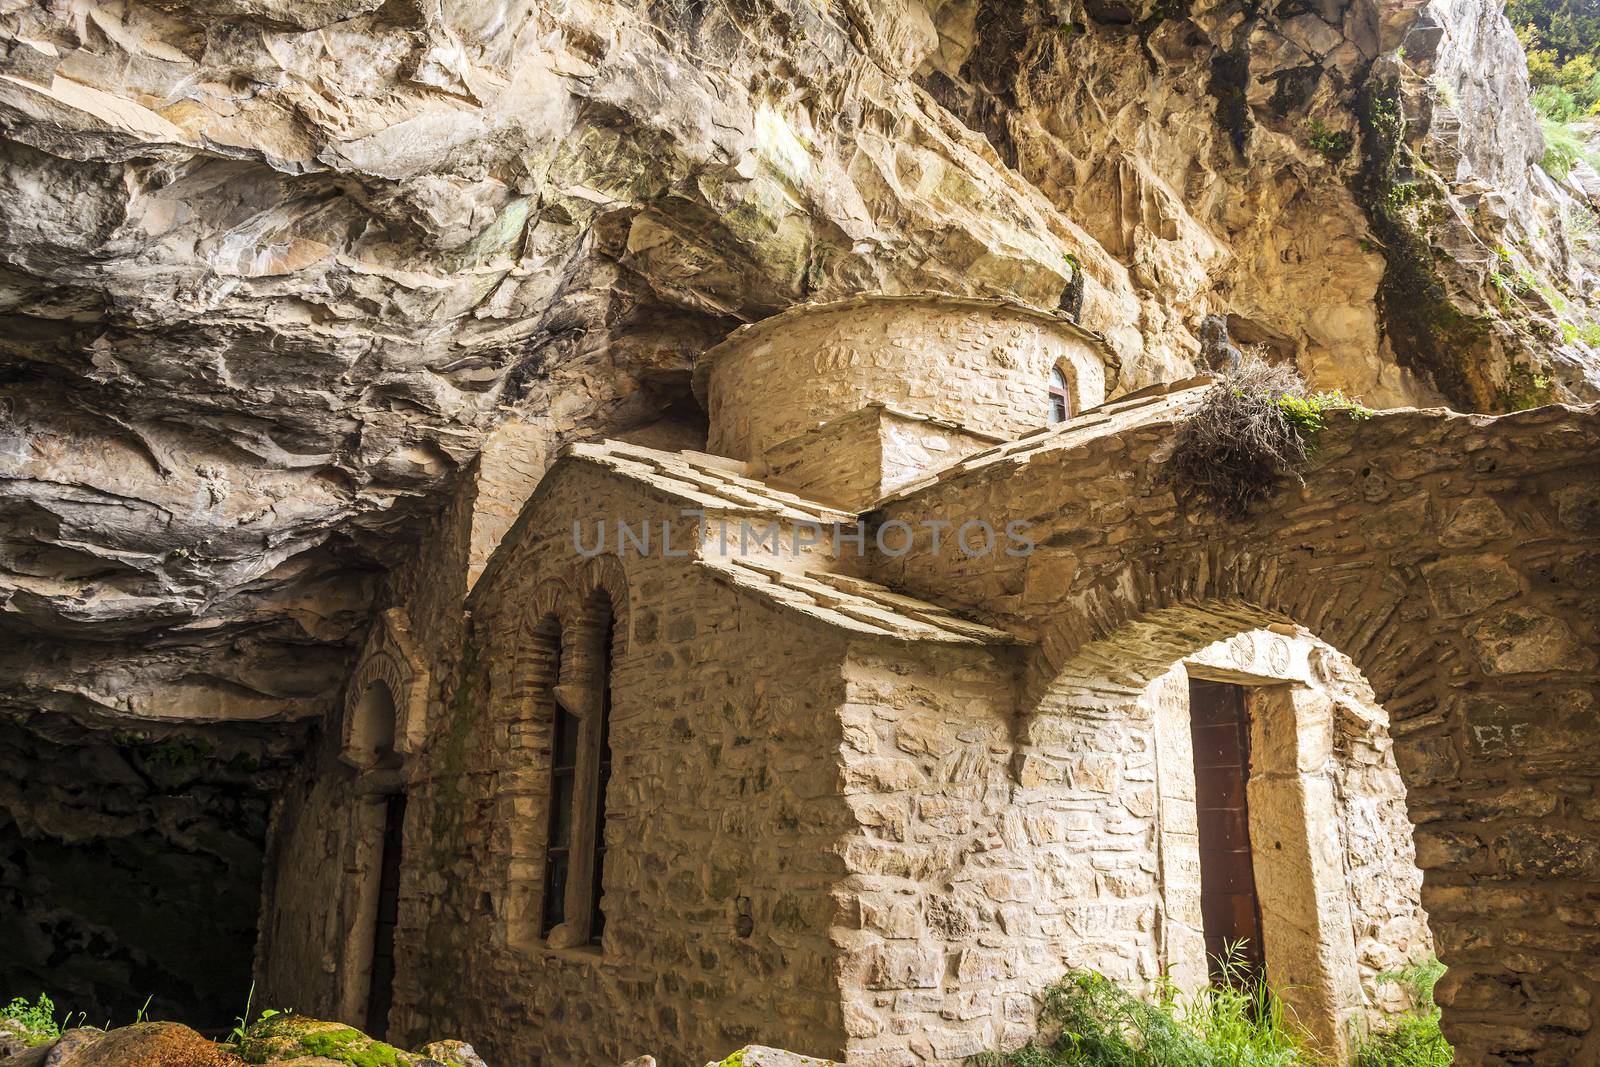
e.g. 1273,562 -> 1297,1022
1165,352 -> 1314,519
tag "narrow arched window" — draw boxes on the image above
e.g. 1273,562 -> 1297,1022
540,635 -> 576,938
539,593 -> 616,949
1049,365 -> 1072,424
587,615 -> 614,944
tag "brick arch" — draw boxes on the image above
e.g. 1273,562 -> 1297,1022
877,397 -> 1599,1064
576,553 -> 631,657
1016,466 -> 1597,1064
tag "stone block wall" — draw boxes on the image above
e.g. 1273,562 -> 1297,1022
830,628 -> 1429,1065
870,389 -> 1600,1063
256,448 -> 480,1023
698,296 -> 1108,463
761,406 -> 1003,512
389,470 -> 864,1067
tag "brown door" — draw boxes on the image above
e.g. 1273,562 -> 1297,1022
365,792 -> 406,1039
1189,680 -> 1266,985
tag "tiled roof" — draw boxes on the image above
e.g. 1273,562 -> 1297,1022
567,439 -> 853,525
703,558 -> 1018,646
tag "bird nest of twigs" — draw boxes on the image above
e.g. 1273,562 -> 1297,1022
1164,353 -> 1325,520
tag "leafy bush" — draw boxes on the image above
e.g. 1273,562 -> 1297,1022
1532,83 -> 1584,122
973,959 -> 1316,1067
2,993 -> 62,1042
1538,114 -> 1596,179
1511,0 -> 1600,107
1353,959 -> 1453,1067
1305,118 -> 1354,162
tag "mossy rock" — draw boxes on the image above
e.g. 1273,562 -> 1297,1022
703,1048 -> 838,1067
10,1023 -> 241,1067
0,1017 -> 56,1054
234,1016 -> 411,1067
413,1041 -> 486,1067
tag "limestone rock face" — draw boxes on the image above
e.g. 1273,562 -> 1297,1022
0,0 -> 1590,720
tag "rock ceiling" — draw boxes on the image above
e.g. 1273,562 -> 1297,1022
0,0 -> 1594,727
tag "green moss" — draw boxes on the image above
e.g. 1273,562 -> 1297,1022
1351,74 -> 1499,411
715,1052 -> 747,1067
301,1029 -> 403,1067
236,1016 -> 407,1067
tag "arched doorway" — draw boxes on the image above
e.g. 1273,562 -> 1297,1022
1136,629 -> 1431,1056
339,678 -> 408,1040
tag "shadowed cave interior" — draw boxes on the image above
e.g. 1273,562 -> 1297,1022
0,714 -> 308,1031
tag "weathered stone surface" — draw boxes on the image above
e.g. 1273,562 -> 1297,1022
253,303 -> 1597,1067
703,1049 -> 838,1067
1,0 -> 1594,731
3,1023 -> 240,1067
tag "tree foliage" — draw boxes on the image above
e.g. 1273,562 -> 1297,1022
1509,0 -> 1600,113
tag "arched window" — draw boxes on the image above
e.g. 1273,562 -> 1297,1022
539,634 -> 577,938
1049,365 -> 1072,424
350,679 -> 398,766
539,595 -> 616,949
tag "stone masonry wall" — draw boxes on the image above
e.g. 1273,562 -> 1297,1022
830,627 -> 1428,1065
392,468 -> 860,1067
762,406 -> 1003,513
1147,632 -> 1432,1053
255,453 -> 479,1022
700,296 -> 1107,463
830,641 -> 1029,1065
872,389 -> 1600,1064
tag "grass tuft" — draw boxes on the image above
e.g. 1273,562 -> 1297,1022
973,954 -> 1316,1066
1353,959 -> 1453,1067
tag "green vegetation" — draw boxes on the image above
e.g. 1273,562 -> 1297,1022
1167,353 -> 1373,519
973,956 -> 1313,1066
1305,118 -> 1355,162
1350,75 -> 1496,411
1353,959 -> 1453,1067
1510,0 -> 1600,178
2,993 -> 64,1044
1536,113 -> 1596,179
226,983 -> 282,1045
1509,0 -> 1600,112
977,957 -> 1455,1067
1561,319 -> 1600,343
234,1013 -> 406,1067
1275,390 -> 1373,441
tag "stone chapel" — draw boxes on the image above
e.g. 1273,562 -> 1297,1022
252,295 -> 1600,1067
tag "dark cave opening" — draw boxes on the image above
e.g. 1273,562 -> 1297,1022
0,714 -> 306,1032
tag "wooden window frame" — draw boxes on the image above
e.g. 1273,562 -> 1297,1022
1049,364 -> 1073,425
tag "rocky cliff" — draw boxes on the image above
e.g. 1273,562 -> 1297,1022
2,0 -> 1595,728
3,0 -> 1597,1035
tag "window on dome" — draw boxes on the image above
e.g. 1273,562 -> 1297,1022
1049,365 -> 1072,424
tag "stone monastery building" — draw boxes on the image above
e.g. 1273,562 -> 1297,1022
254,297 -> 1600,1067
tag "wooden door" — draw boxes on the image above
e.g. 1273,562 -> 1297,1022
365,792 -> 406,1039
1189,680 -> 1265,985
